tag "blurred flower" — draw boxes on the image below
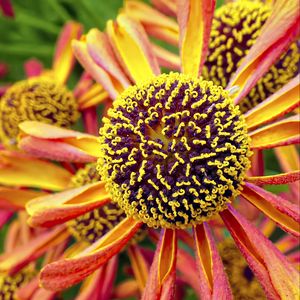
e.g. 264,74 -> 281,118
0,0 -> 14,17
21,0 -> 300,298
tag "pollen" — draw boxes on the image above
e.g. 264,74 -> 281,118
67,163 -> 126,244
99,72 -> 251,229
0,77 -> 79,147
202,0 -> 300,112
0,268 -> 36,300
219,239 -> 265,299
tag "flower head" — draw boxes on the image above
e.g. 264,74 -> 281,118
99,72 -> 251,228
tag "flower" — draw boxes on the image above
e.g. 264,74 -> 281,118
23,0 -> 300,298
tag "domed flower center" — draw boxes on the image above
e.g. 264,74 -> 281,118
219,239 -> 265,299
0,77 -> 79,147
0,268 -> 36,300
202,0 -> 300,112
67,164 -> 126,244
99,73 -> 251,229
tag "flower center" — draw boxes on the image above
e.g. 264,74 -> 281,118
67,164 -> 126,244
0,77 -> 79,147
202,0 -> 300,112
0,268 -> 36,300
99,72 -> 251,229
219,239 -> 265,299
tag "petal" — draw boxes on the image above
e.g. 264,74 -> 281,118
0,150 -> 72,190
275,235 -> 299,253
220,205 -> 300,300
107,14 -> 160,83
18,121 -> 99,162
0,209 -> 13,229
249,149 -> 264,177
141,229 -> 177,300
250,115 -> 300,149
245,77 -> 300,130
193,223 -> 232,300
52,21 -> 83,84
78,82 -> 109,110
246,170 -> 300,185
241,182 -> 300,237
0,188 -> 46,210
86,29 -> 130,88
259,217 -> 277,237
82,107 -> 99,135
228,0 -> 300,104
0,0 -> 14,17
26,182 -> 110,227
113,280 -> 139,299
178,0 -> 216,76
40,217 -> 142,291
128,245 -> 149,293
122,1 -> 179,45
0,226 -> 69,274
176,249 -> 202,298
77,256 -> 118,300
24,59 -> 44,78
152,44 -> 180,71
152,0 -> 177,17
72,39 -> 120,99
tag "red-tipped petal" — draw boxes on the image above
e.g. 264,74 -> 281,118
24,59 -> 44,78
128,245 -> 149,293
26,182 -> 110,227
0,209 -> 13,229
72,39 -> 121,99
152,0 -> 177,17
142,229 -> 177,300
0,226 -> 69,275
229,0 -> 300,104
107,14 -> 160,84
245,77 -> 300,130
0,188 -> 46,210
246,170 -> 300,185
250,115 -> 300,149
221,205 -> 300,300
241,182 -> 300,237
178,0 -> 216,76
0,150 -> 72,190
0,0 -> 14,17
40,217 -> 142,291
193,223 -> 232,300
52,21 -> 83,84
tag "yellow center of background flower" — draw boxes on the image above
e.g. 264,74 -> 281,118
202,0 -> 300,112
98,72 -> 251,229
0,77 -> 79,147
219,239 -> 265,300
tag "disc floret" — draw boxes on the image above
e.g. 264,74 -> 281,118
0,77 -> 79,146
99,72 -> 251,229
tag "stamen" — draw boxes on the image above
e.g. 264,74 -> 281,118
99,72 -> 251,229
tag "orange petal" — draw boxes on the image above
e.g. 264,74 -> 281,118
77,256 -> 118,300
0,150 -> 72,190
107,14 -> 160,83
26,182 -> 110,227
178,0 -> 216,76
221,205 -> 300,300
18,121 -> 99,162
128,245 -> 149,293
246,170 -> 300,185
250,115 -> 300,149
0,226 -> 69,275
72,38 -> 121,99
113,279 -> 139,299
193,223 -> 232,299
152,44 -> 180,71
52,21 -> 83,84
141,229 -> 177,300
0,187 -> 46,210
275,235 -> 299,253
245,76 -> 300,130
40,217 -> 142,291
241,182 -> 300,237
228,0 -> 300,104
152,0 -> 177,17
122,0 -> 179,45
